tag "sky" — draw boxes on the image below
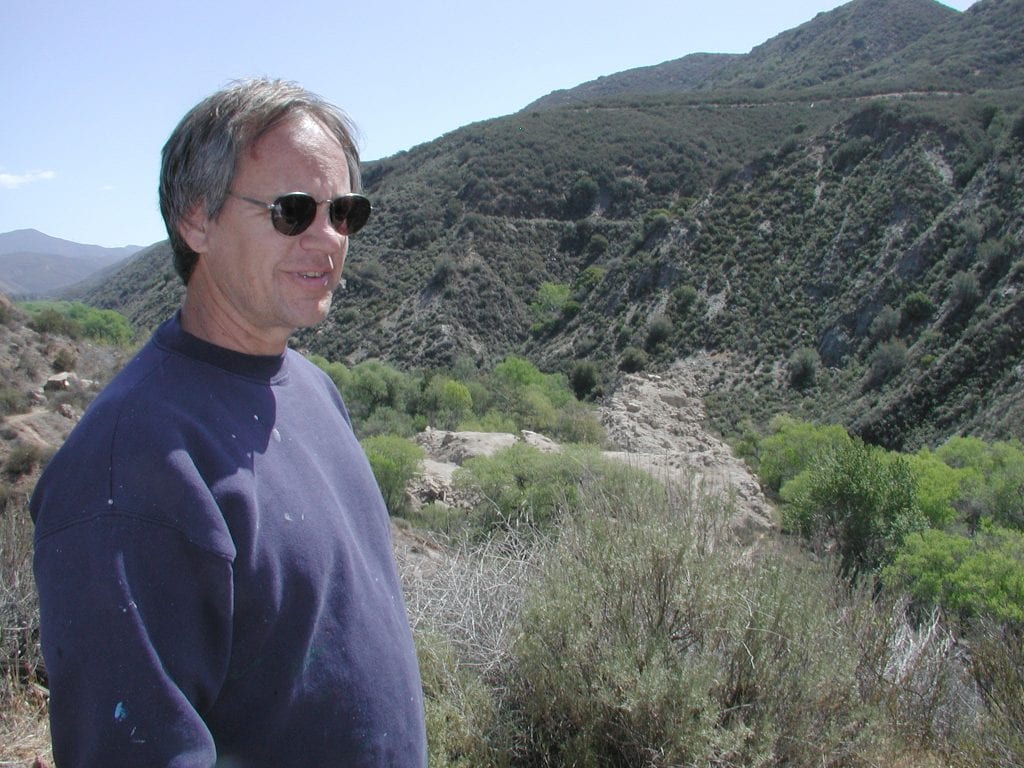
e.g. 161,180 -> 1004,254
2,0 -> 977,249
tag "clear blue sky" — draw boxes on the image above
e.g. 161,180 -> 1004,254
2,0 -> 976,248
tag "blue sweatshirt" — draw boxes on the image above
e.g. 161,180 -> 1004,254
30,314 -> 427,767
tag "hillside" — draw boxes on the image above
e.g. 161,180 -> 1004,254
71,0 -> 1024,451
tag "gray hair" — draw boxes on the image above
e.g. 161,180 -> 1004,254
159,78 -> 363,283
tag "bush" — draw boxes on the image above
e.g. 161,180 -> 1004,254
21,301 -> 132,345
618,345 -> 648,373
787,347 -> 819,389
903,291 -> 935,322
936,436 -> 1024,530
864,340 -> 908,389
670,284 -> 699,319
756,415 -> 852,492
868,305 -> 901,344
421,377 -> 473,431
949,270 -> 979,309
0,387 -> 30,417
4,443 -> 46,481
506,479 -> 926,767
308,355 -> 350,393
568,360 -> 599,401
781,437 -> 927,576
27,307 -> 80,337
361,435 -> 424,516
644,314 -> 673,352
883,525 -> 1024,624
965,621 -> 1024,767
455,444 -> 651,534
52,347 -> 77,373
414,631 -> 497,767
1,487 -> 46,725
342,359 -> 419,424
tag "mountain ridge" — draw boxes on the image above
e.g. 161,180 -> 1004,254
0,228 -> 142,298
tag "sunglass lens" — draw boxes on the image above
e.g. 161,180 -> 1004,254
332,195 -> 372,235
273,194 -> 318,236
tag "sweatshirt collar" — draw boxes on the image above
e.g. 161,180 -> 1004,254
155,312 -> 290,383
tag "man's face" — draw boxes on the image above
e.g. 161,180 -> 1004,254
180,114 -> 352,355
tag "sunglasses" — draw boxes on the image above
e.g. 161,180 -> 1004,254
229,191 -> 372,237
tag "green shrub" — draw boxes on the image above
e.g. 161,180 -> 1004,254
308,355 -> 350,393
787,347 -> 819,389
342,359 -> 419,424
883,525 -> 1024,623
361,435 -> 424,516
670,284 -> 699,319
421,377 -> 473,431
864,340 -> 908,389
781,437 -> 927,576
21,301 -> 132,345
936,436 -> 1024,530
455,444 -> 649,534
575,265 -> 607,294
949,270 -> 979,309
903,291 -> 935,322
27,307 -> 80,337
358,406 -> 419,438
868,305 -> 901,344
552,400 -> 605,446
567,360 -> 599,401
644,314 -> 673,352
904,449 -> 963,528
756,415 -> 852,492
528,283 -> 571,329
618,345 -> 648,373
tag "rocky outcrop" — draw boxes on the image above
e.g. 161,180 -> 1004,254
598,354 -> 775,544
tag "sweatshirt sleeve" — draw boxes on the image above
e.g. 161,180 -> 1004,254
34,513 -> 234,768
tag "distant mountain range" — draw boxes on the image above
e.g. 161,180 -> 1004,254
12,0 -> 1024,450
0,229 -> 142,298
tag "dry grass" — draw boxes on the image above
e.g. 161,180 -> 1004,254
397,529 -> 546,682
0,488 -> 51,767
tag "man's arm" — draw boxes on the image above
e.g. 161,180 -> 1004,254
34,514 -> 233,768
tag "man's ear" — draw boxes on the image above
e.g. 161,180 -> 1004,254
178,203 -> 211,254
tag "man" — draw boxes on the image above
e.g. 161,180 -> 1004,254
30,79 -> 427,767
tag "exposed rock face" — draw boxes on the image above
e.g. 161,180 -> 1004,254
598,355 -> 775,544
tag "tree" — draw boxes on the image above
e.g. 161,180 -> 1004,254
782,438 -> 926,576
422,377 -> 473,430
361,435 -> 424,516
756,416 -> 851,493
883,526 -> 1024,624
568,360 -> 600,401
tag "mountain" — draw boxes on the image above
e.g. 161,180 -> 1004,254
524,53 -> 740,111
0,229 -> 142,297
71,0 -> 1024,451
525,0 -> 963,111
